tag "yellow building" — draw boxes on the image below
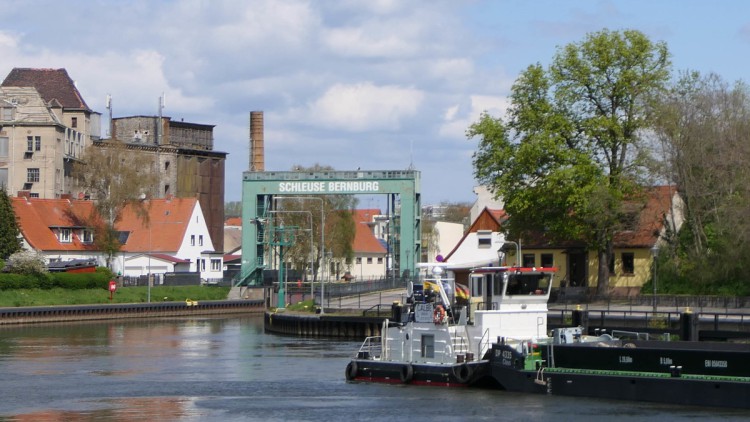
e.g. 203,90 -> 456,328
444,186 -> 683,298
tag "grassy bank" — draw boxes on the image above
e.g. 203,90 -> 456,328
0,286 -> 231,307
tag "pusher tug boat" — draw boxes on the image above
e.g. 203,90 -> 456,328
345,263 -> 557,387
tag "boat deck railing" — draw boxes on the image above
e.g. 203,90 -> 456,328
355,336 -> 382,360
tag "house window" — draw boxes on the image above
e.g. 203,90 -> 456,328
356,257 -> 362,264
35,136 -> 41,151
199,235 -> 203,246
377,257 -> 383,264
71,117 -> 77,128
541,253 -> 553,268
200,259 -> 206,271
1,107 -> 13,120
522,254 -> 536,267
211,259 -> 221,271
421,334 -> 435,358
59,228 -> 72,243
29,193 -> 39,198
622,252 -> 635,275
81,229 -> 94,243
0,137 -> 8,158
367,257 -> 373,264
0,168 -> 7,189
27,136 -> 34,151
190,235 -> 195,246
477,230 -> 492,248
27,168 -> 40,183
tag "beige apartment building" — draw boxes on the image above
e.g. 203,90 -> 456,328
0,68 -> 100,198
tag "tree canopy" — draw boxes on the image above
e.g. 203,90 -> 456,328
469,29 -> 671,293
651,72 -> 750,294
73,142 -> 158,267
0,187 -> 22,260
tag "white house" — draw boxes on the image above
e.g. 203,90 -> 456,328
11,196 -> 223,283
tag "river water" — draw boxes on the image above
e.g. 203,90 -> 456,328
0,315 -> 747,421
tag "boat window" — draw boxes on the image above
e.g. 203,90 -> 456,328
421,334 -> 435,358
506,273 -> 552,295
493,276 -> 503,297
470,275 -> 483,297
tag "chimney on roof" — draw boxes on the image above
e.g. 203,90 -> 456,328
250,111 -> 264,172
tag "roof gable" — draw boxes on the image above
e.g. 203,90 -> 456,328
352,209 -> 387,254
2,68 -> 90,111
117,197 -> 197,252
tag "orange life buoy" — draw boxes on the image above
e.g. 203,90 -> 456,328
433,305 -> 447,325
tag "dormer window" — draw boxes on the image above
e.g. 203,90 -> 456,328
477,230 -> 492,248
81,229 -> 94,243
59,228 -> 72,243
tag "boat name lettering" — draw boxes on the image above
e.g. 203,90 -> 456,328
705,360 -> 728,368
278,181 -> 380,193
659,357 -> 673,365
619,356 -> 633,363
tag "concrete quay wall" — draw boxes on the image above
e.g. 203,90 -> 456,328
264,311 -> 385,338
0,300 -> 265,325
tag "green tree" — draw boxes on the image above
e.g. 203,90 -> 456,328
0,187 -> 22,260
469,29 -> 671,294
651,72 -> 750,294
73,142 -> 158,268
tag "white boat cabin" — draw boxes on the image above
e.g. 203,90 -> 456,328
469,266 -> 556,341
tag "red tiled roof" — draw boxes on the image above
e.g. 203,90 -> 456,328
613,185 -> 676,248
225,217 -> 242,226
11,196 -> 197,253
117,198 -> 196,253
353,209 -> 387,254
11,197 -> 99,251
2,68 -> 90,110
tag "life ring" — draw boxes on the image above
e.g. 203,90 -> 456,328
399,364 -> 414,383
345,361 -> 358,381
433,305 -> 447,325
452,363 -> 472,384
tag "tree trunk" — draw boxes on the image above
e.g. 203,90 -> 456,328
595,244 -> 611,296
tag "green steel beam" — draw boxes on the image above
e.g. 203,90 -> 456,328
239,170 -> 421,287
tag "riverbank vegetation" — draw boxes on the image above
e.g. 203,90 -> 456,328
0,285 -> 231,307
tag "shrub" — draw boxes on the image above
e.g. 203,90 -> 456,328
5,250 -> 48,275
51,271 -> 111,290
0,273 -> 51,289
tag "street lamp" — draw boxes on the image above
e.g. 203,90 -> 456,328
274,196 -> 325,314
499,240 -> 521,267
651,244 -> 660,313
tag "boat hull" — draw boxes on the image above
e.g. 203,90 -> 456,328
489,343 -> 750,409
346,358 -> 490,387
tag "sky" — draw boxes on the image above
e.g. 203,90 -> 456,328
1,0 -> 748,207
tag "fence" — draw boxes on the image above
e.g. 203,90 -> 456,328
120,272 -> 202,287
277,276 -> 406,306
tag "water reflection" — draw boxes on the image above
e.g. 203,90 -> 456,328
0,316 -> 747,421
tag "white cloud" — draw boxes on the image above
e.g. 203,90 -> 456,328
300,82 -> 424,132
439,95 -> 509,140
